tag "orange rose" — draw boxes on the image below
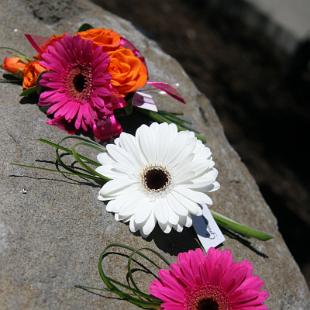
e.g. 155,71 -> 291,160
23,61 -> 46,89
78,28 -> 121,52
108,48 -> 148,95
2,57 -> 26,76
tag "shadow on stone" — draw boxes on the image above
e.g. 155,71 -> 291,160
222,227 -> 269,258
19,94 -> 38,104
9,174 -> 98,187
145,225 -> 201,256
75,285 -> 123,301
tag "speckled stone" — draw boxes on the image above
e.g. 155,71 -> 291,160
0,0 -> 309,309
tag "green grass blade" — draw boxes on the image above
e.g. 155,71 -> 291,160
39,138 -> 101,166
211,210 -> 273,241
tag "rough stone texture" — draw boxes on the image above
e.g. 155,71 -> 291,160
25,0 -> 80,24
0,0 -> 309,309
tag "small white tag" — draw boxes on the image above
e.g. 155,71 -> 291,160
192,204 -> 225,251
133,92 -> 158,112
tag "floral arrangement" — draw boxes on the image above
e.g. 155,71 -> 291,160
1,24 -> 189,142
2,24 -> 272,309
78,243 -> 269,309
2,24 -> 272,241
16,122 -> 272,242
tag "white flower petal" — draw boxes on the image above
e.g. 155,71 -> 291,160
136,124 -> 157,163
166,198 -> 181,225
97,152 -> 114,166
174,186 -> 213,205
171,190 -> 203,216
154,199 -> 169,225
134,199 -> 154,225
193,140 -> 212,160
185,216 -> 193,227
118,192 -> 146,217
168,141 -> 196,169
186,180 -> 220,192
106,144 -> 140,171
165,134 -> 195,166
129,217 -> 138,232
209,181 -> 220,192
192,168 -> 219,185
159,222 -> 172,234
96,165 -> 122,179
140,212 -> 156,237
96,122 -> 220,235
115,213 -> 131,222
155,123 -> 177,162
118,132 -> 147,167
166,192 -> 188,217
97,149 -> 138,179
106,199 -> 121,212
173,224 -> 183,232
98,180 -> 138,200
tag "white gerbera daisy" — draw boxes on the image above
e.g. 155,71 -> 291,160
96,122 -> 220,237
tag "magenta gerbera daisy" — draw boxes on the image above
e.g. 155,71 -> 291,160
150,248 -> 269,310
38,34 -> 125,140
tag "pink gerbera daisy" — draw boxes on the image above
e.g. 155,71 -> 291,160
150,248 -> 269,310
38,34 -> 125,140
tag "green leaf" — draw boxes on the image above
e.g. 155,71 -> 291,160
78,23 -> 94,32
20,86 -> 38,97
2,73 -> 22,81
211,210 -> 273,241
71,141 -> 109,180
39,137 -> 103,166
97,244 -> 164,309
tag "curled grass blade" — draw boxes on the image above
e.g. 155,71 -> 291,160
127,247 -> 170,302
39,138 -> 101,166
71,142 -> 110,181
55,149 -> 104,185
0,47 -> 32,61
98,244 -> 163,308
39,136 -> 108,185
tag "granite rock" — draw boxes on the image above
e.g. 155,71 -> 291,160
0,0 -> 309,309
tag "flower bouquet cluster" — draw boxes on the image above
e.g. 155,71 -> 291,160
1,24 -> 188,142
2,24 -> 272,309
78,243 -> 269,309
2,24 -> 272,242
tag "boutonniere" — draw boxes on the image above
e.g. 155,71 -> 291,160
1,24 -> 192,142
77,243 -> 269,309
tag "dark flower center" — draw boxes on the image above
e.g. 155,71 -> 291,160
73,73 -> 86,92
66,66 -> 93,100
186,286 -> 228,310
197,298 -> 219,310
142,166 -> 171,192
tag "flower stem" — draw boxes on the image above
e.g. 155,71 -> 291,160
211,210 -> 273,241
0,47 -> 32,61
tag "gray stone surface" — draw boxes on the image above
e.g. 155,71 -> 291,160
0,0 -> 309,309
247,0 -> 310,40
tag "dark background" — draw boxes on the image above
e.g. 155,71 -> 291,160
92,0 -> 310,284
